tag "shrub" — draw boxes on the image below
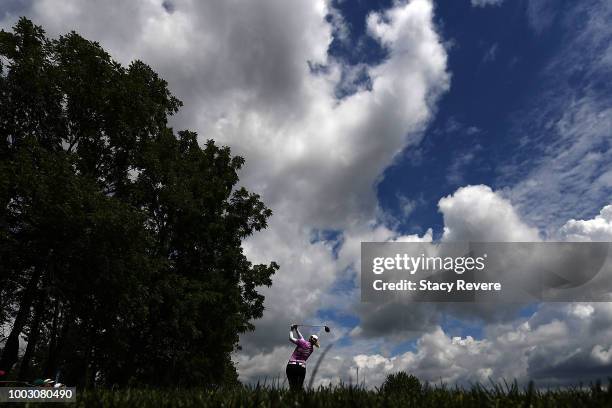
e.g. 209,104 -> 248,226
380,372 -> 422,395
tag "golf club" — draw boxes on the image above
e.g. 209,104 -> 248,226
294,324 -> 331,333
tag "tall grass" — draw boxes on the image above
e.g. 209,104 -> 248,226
16,378 -> 612,407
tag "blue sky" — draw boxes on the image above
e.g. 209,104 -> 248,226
379,0 -> 546,237
2,0 -> 611,387
374,0 -> 610,237
317,0 -> 612,348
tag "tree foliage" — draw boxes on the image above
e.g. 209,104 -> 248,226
0,18 -> 278,387
380,372 -> 423,396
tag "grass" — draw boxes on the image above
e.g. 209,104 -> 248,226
13,377 -> 612,407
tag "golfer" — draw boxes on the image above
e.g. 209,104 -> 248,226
286,324 -> 319,390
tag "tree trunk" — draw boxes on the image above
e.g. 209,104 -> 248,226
18,293 -> 45,380
43,310 -> 70,384
0,268 -> 41,373
44,298 -> 60,378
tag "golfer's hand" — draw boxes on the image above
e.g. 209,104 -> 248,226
290,324 -> 298,330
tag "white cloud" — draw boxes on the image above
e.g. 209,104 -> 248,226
471,0 -> 504,8
234,345 -> 295,385
439,185 -> 540,242
558,205 -> 612,241
0,0 -> 454,387
3,0 -> 610,389
270,301 -> 612,388
446,150 -> 477,185
235,0 -> 449,355
395,193 -> 428,221
321,199 -> 612,388
234,0 -> 611,386
1,0 -> 450,353
526,0 -> 557,34
591,344 -> 612,365
501,1 -> 612,234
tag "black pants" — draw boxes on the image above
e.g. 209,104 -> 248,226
286,363 -> 306,391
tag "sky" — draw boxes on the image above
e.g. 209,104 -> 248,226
2,0 -> 611,388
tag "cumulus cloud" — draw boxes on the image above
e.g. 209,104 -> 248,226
591,344 -> 612,365
346,185 -> 541,340
311,302 -> 612,388
3,0 -> 609,389
439,185 -> 540,242
239,300 -> 612,387
234,346 -> 295,385
237,0 -> 610,386
558,205 -> 612,241
235,0 -> 449,355
0,0 -> 450,352
297,197 -> 612,388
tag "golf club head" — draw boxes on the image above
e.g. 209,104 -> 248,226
324,326 -> 330,333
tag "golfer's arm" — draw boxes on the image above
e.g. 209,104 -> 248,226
289,329 -> 299,344
289,327 -> 304,344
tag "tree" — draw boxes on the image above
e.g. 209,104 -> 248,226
0,18 -> 277,386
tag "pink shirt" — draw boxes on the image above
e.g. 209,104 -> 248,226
289,338 -> 313,363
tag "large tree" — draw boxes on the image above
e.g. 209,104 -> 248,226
0,18 -> 277,387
